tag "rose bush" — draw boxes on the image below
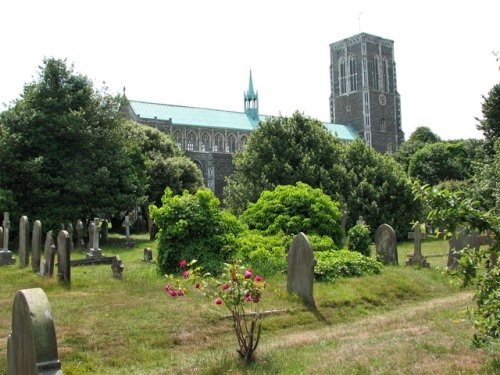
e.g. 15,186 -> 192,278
165,259 -> 268,362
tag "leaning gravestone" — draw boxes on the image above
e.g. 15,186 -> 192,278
31,220 -> 42,273
1,212 -> 16,265
42,231 -> 56,277
111,255 -> 124,279
57,230 -> 71,285
19,215 -> 30,268
287,232 -> 317,306
6,288 -> 63,374
406,221 -> 429,267
375,224 -> 398,265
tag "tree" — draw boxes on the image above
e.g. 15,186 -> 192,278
0,58 -> 147,230
224,112 -> 346,214
394,126 -> 441,172
477,82 -> 500,155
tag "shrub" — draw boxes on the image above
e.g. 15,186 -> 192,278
314,250 -> 383,281
346,224 -> 372,257
150,188 -> 244,274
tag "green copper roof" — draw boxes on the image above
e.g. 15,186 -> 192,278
323,122 -> 357,141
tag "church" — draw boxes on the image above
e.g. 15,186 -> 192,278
124,32 -> 404,199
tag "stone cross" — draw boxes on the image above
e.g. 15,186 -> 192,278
356,216 -> 366,226
287,232 -> 317,306
86,218 -> 103,259
111,255 -> 124,279
0,212 -> 16,265
57,230 -> 71,285
406,221 -> 429,267
6,288 -> 63,374
18,215 -> 30,268
76,219 -> 84,250
375,223 -> 398,265
31,220 -> 42,273
448,227 -> 494,270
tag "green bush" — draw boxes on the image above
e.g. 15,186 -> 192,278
346,224 -> 371,257
150,188 -> 244,274
314,250 -> 383,281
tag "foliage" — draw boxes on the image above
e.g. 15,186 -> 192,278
0,58 -> 147,230
476,82 -> 500,155
240,182 -> 344,244
471,140 -> 500,211
166,259 -> 268,362
414,183 -> 500,345
346,224 -> 371,257
394,126 -> 441,172
343,139 -> 422,240
314,250 -> 383,281
150,188 -> 244,274
224,112 -> 346,214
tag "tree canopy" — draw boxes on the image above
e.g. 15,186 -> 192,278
393,126 -> 441,172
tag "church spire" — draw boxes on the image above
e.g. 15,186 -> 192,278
244,70 -> 259,120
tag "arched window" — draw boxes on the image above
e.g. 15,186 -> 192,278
201,132 -> 210,152
381,57 -> 389,92
240,135 -> 248,149
338,57 -> 347,95
173,131 -> 182,150
227,134 -> 236,153
381,118 -> 387,132
214,133 -> 223,152
373,55 -> 380,91
187,132 -> 196,151
348,55 -> 357,92
339,55 -> 356,94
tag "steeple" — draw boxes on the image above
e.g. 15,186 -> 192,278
244,70 -> 259,120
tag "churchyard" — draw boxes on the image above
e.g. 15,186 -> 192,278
1,218 -> 499,374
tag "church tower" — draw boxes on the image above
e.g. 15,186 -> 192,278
244,71 -> 259,120
329,33 -> 404,153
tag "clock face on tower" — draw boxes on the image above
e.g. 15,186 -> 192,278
379,93 -> 387,106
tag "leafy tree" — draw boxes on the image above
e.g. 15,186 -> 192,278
224,112 -> 346,214
240,182 -> 344,244
394,126 -> 441,172
477,82 -> 500,155
346,224 -> 371,257
150,188 -> 244,274
343,139 -> 422,240
0,58 -> 147,230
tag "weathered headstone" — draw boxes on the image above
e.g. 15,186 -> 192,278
356,216 -> 366,225
19,215 -> 30,268
286,232 -> 317,306
76,219 -> 84,250
111,255 -> 124,279
43,231 -> 56,277
124,215 -> 135,247
143,247 -> 153,262
375,224 -> 398,265
0,226 -> 3,248
86,218 -> 104,259
0,212 -> 16,265
6,288 -> 63,375
448,227 -> 494,270
31,220 -> 42,273
66,223 -> 74,252
406,221 -> 429,267
57,230 -> 71,285
100,219 -> 108,245
87,221 -> 94,250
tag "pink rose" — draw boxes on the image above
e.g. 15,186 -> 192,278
215,299 -> 222,305
183,270 -> 189,279
222,283 -> 229,290
180,260 -> 187,268
254,275 -> 263,282
245,295 -> 252,302
169,289 -> 177,297
244,269 -> 253,279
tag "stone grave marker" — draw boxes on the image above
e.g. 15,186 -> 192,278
19,215 -> 30,268
76,219 -> 84,250
448,226 -> 494,269
1,212 -> 16,265
124,215 -> 135,247
286,232 -> 317,306
375,224 -> 398,265
143,247 -> 153,262
101,219 -> 109,245
356,216 -> 366,225
6,288 -> 63,375
111,255 -> 124,279
86,218 -> 104,259
0,226 -> 3,248
406,221 -> 429,267
42,231 -> 56,276
67,223 -> 74,252
87,221 -> 94,250
31,220 -> 42,273
57,230 -> 71,285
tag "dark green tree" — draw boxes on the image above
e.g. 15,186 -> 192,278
224,111 -> 346,214
394,126 -> 441,172
0,58 -> 147,230
477,82 -> 500,155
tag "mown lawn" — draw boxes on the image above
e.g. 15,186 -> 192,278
0,233 -> 498,374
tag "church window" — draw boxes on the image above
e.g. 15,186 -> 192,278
214,133 -> 223,152
240,135 -> 248,148
362,58 -> 367,87
387,142 -> 393,154
381,58 -> 389,92
381,118 -> 386,132
227,134 -> 236,153
348,56 -> 357,92
187,132 -> 196,151
373,56 -> 380,91
339,57 -> 347,95
201,132 -> 210,152
173,131 -> 182,150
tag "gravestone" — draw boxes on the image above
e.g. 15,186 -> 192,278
100,219 -> 108,245
42,231 -> 56,277
356,216 -> 366,225
375,224 -> 398,265
124,215 -> 135,247
111,255 -> 124,279
1,212 -> 16,265
57,230 -> 71,285
86,218 -> 104,259
66,223 -> 74,252
31,220 -> 42,273
286,232 -> 317,306
19,215 -> 30,268
143,247 -> 153,262
0,226 -> 3,248
76,219 -> 84,250
406,221 -> 429,267
448,227 -> 494,269
6,288 -> 63,375
87,221 -> 94,250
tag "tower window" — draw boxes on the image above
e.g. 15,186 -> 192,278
381,118 -> 387,132
348,56 -> 357,92
339,58 -> 347,95
339,55 -> 357,95
373,56 -> 380,91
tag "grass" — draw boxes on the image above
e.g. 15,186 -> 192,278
0,233 -> 498,374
